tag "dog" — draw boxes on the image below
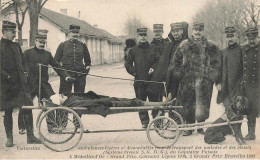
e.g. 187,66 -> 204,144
204,96 -> 248,145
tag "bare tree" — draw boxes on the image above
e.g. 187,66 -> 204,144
1,0 -> 29,45
192,0 -> 259,48
123,15 -> 153,42
25,0 -> 48,47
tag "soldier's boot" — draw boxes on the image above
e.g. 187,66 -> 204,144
24,110 -> 42,144
244,117 -> 256,140
4,110 -> 14,147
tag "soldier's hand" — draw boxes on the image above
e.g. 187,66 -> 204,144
65,76 -> 75,82
216,84 -> 222,91
24,72 -> 28,76
148,68 -> 154,75
85,66 -> 90,70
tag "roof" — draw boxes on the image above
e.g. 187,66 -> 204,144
40,8 -> 122,43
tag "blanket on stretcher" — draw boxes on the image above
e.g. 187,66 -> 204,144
63,91 -> 143,117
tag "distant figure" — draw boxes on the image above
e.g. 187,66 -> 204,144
124,38 -> 136,61
125,28 -> 160,128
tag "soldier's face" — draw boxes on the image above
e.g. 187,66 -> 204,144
153,30 -> 163,39
137,34 -> 148,43
226,34 -> 237,45
69,31 -> 79,40
4,29 -> 16,41
35,40 -> 46,50
192,28 -> 204,39
171,28 -> 183,40
248,37 -> 259,47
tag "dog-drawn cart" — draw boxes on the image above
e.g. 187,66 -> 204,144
22,64 -> 247,152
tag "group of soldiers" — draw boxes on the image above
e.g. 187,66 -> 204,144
0,18 -> 259,148
124,22 -> 259,141
0,20 -> 91,147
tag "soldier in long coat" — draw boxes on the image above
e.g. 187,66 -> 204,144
165,22 -> 189,98
241,27 -> 260,140
216,27 -> 243,108
125,28 -> 160,128
146,24 -> 172,118
24,32 -> 72,101
0,21 -> 41,147
169,22 -> 221,136
24,32 -> 73,132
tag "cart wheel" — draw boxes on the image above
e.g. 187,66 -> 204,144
147,116 -> 180,148
38,107 -> 84,152
168,110 -> 184,135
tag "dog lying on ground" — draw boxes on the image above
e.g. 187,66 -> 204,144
204,96 -> 248,145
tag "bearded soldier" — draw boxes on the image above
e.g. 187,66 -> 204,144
165,22 -> 189,98
170,22 -> 221,136
216,27 -> 243,108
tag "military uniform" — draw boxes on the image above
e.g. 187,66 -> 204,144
217,27 -> 243,108
25,47 -> 70,99
165,22 -> 189,98
241,27 -> 260,140
0,21 -> 41,147
125,28 -> 160,127
55,25 -> 91,94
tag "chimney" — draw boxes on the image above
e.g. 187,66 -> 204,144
93,24 -> 98,27
60,9 -> 67,15
78,11 -> 80,19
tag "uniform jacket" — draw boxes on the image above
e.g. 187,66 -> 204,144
0,38 -> 33,110
147,37 -> 184,97
217,43 -> 243,105
125,42 -> 160,87
24,47 -> 70,98
54,39 -> 91,77
241,41 -> 260,116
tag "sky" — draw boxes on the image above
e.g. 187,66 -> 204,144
44,0 -> 209,37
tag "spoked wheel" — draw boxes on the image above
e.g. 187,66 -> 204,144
38,107 -> 84,152
147,116 -> 180,148
168,109 -> 184,135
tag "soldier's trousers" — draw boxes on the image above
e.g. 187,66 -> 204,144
18,108 -> 25,130
58,75 -> 86,127
4,108 -> 35,138
134,85 -> 150,125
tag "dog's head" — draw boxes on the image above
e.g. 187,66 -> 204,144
233,96 -> 248,114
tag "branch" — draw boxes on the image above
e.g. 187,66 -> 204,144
40,0 -> 47,9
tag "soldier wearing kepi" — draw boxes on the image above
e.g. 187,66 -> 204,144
125,28 -> 160,128
165,22 -> 189,98
241,27 -> 260,140
55,24 -> 91,94
0,21 -> 41,147
147,24 -> 173,118
170,22 -> 221,136
24,31 -> 74,132
216,27 -> 243,108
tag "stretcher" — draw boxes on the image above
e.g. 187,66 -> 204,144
23,100 -> 184,152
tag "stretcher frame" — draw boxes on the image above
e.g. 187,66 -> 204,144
22,64 -> 247,152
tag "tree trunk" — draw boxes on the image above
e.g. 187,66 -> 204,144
28,0 -> 39,47
17,26 -> 23,46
